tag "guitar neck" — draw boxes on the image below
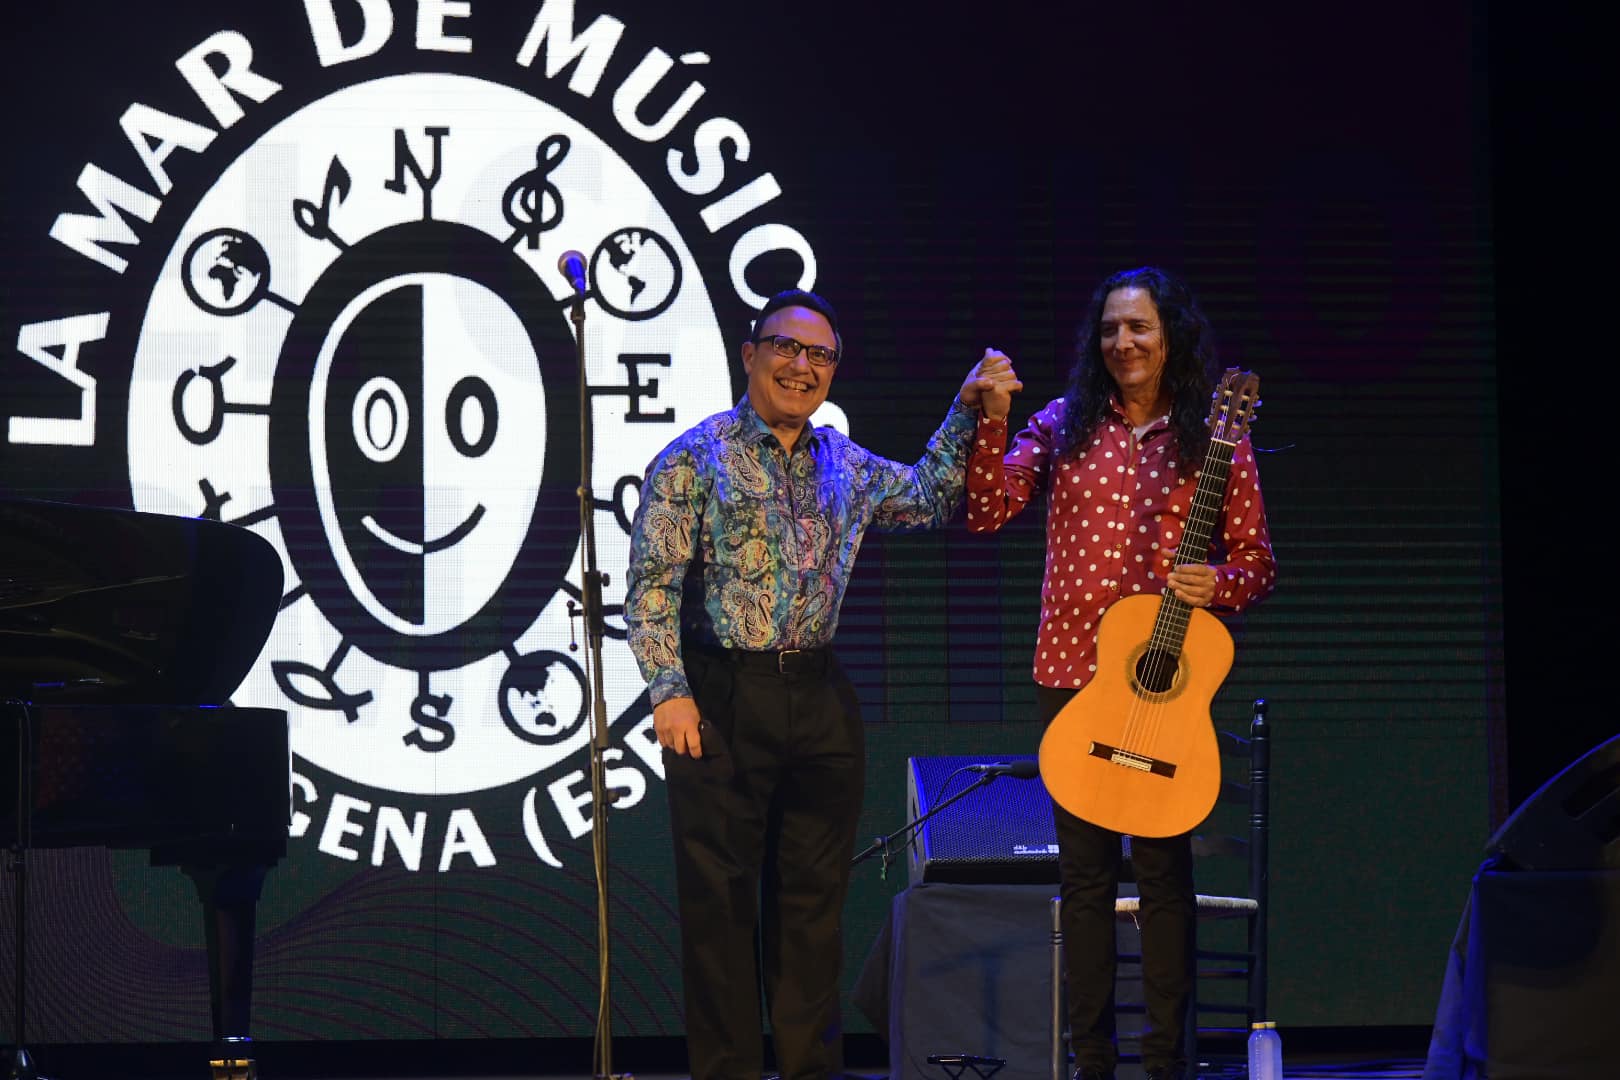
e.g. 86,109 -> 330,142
1150,436 -> 1238,653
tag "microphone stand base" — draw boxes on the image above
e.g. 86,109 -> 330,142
208,1055 -> 256,1080
208,1035 -> 256,1080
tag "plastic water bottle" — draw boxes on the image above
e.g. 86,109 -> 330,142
1248,1020 -> 1282,1080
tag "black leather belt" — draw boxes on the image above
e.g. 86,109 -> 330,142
694,643 -> 833,677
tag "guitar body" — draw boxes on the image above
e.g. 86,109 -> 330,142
1038,594 -> 1234,838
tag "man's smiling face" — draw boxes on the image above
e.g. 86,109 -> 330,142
740,305 -> 838,438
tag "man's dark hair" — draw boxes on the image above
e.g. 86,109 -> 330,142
1056,266 -> 1218,472
750,288 -> 843,355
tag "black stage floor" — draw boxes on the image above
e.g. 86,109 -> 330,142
8,1030 -> 1435,1080
3,1063 -> 1430,1080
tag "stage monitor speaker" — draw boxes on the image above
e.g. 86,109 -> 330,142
1486,731 -> 1620,870
905,754 -> 1058,886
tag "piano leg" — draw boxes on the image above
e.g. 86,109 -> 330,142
183,864 -> 267,1080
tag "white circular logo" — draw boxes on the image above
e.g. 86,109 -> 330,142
128,73 -> 733,800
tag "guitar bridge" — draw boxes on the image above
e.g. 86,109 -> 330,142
1088,741 -> 1177,779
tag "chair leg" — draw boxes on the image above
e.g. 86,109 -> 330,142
1051,895 -> 1066,1080
1184,956 -> 1197,1080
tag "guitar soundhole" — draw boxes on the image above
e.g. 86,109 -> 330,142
1134,649 -> 1179,694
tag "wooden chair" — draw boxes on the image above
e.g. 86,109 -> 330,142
1178,697 -> 1271,1067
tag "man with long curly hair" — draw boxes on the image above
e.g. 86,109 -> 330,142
966,267 -> 1277,1080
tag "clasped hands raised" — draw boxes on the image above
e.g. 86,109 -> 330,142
959,349 -> 1023,420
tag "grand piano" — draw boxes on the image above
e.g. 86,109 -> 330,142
1,497 -> 290,1079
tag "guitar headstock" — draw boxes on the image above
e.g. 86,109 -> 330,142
1206,367 -> 1261,444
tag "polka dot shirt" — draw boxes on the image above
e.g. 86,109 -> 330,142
967,396 -> 1276,690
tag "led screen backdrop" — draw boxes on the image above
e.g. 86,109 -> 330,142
1,0 -> 1500,1041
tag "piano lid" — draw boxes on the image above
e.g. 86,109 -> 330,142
0,498 -> 283,705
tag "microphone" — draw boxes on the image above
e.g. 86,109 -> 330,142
965,760 -> 1039,780
557,249 -> 588,295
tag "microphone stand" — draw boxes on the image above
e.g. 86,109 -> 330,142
850,769 -> 1004,879
564,272 -> 625,1080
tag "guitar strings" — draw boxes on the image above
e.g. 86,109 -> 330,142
1132,453 -> 1227,759
1118,393 -> 1236,761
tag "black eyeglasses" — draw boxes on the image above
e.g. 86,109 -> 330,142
754,334 -> 840,367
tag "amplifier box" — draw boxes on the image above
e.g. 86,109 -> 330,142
905,754 -> 1059,885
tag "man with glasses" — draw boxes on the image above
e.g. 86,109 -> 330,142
627,288 -> 1021,1080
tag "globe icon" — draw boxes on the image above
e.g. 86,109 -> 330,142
182,228 -> 270,315
591,228 -> 681,320
499,651 -> 587,746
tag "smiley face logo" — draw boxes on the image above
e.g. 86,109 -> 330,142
272,222 -> 580,662
301,267 -> 554,640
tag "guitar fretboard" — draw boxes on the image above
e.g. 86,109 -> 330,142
1147,436 -> 1237,656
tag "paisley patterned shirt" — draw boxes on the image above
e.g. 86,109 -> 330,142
627,395 -> 978,706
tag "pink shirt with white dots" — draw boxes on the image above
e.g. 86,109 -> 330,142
967,396 -> 1276,690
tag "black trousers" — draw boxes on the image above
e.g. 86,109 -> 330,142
666,644 -> 864,1080
1038,684 -> 1195,1074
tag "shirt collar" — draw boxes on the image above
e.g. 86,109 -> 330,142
1106,395 -> 1171,433
736,395 -> 821,450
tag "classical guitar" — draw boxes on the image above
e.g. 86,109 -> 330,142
1038,368 -> 1262,838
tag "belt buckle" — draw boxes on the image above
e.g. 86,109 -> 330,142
777,649 -> 802,675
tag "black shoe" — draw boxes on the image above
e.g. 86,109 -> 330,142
1072,1069 -> 1114,1080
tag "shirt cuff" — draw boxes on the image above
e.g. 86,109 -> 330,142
648,669 -> 693,708
973,410 -> 1007,453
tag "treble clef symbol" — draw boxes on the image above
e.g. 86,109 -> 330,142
503,133 -> 570,250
